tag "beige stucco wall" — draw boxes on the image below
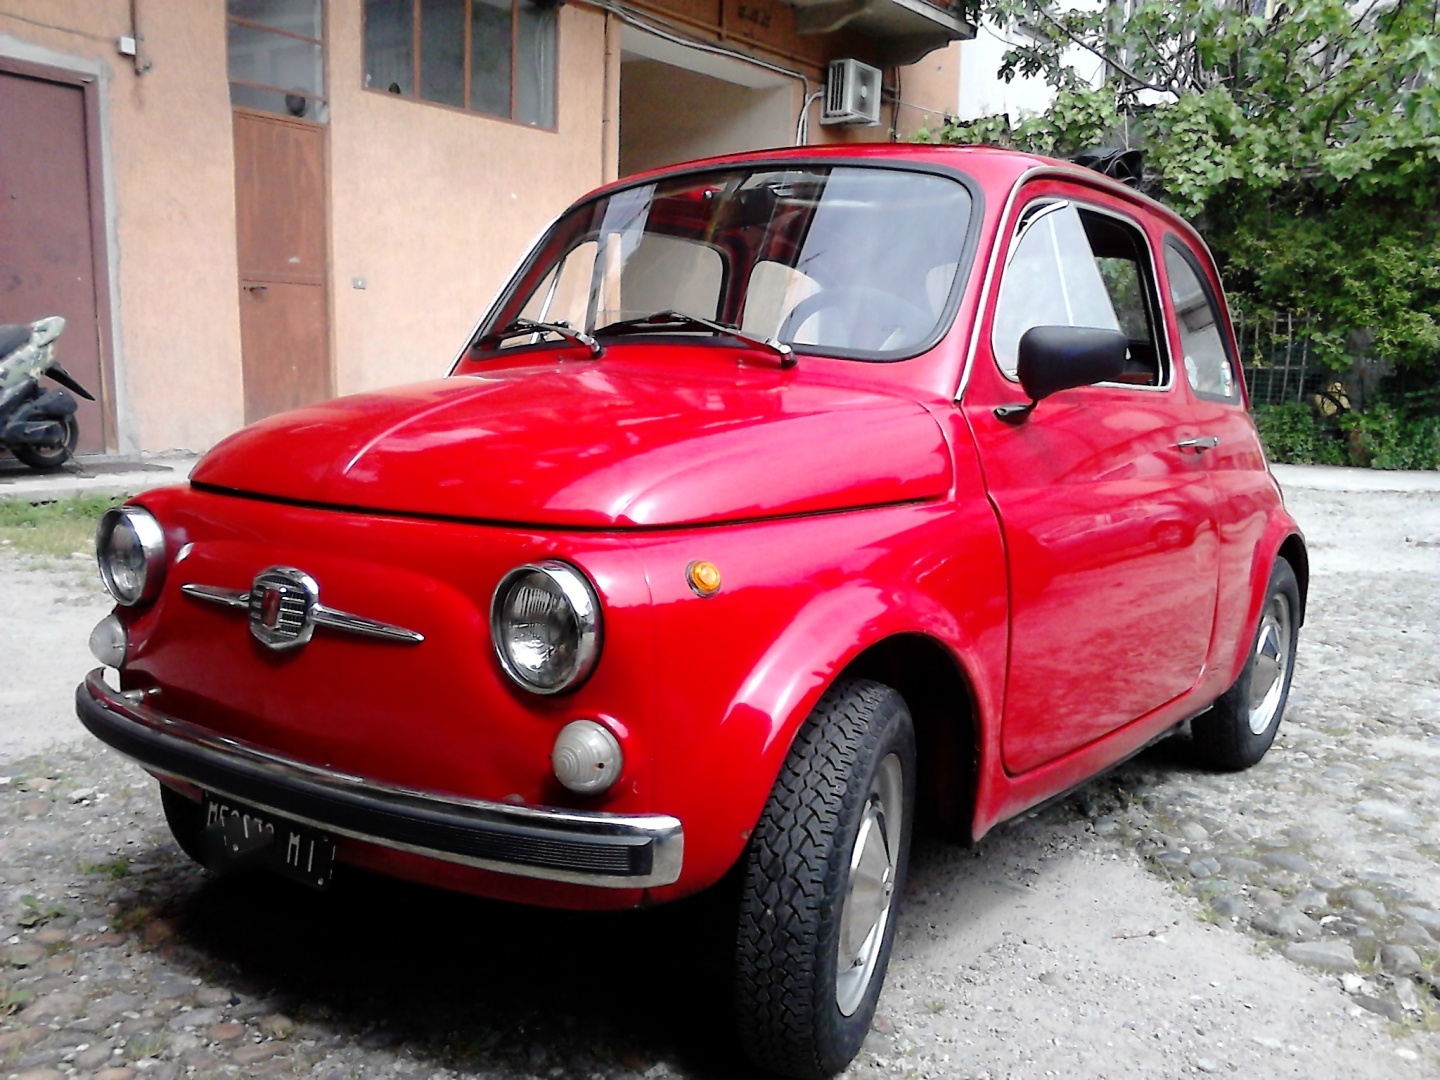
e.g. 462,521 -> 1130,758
1,0 -> 245,454
898,40 -> 959,141
327,3 -> 614,395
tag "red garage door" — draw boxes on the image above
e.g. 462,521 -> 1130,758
0,64 -> 112,454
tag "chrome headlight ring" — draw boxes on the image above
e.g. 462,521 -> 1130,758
96,505 -> 167,607
491,560 -> 602,695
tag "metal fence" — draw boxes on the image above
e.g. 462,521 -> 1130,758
1233,311 -> 1330,409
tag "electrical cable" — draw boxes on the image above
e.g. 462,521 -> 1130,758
891,66 -> 901,139
797,89 -> 824,145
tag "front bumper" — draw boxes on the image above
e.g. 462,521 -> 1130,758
76,670 -> 683,889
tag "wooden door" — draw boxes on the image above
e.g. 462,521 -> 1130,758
0,67 -> 111,453
233,111 -> 331,424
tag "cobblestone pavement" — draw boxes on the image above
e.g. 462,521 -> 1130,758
0,473 -> 1436,1079
1092,480 -> 1440,998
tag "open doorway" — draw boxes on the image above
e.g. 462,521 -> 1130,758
619,28 -> 796,177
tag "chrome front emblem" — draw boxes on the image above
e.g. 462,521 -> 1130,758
247,567 -> 319,651
182,569 -> 424,648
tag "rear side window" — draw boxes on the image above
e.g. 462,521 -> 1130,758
1165,243 -> 1239,401
992,201 -> 1165,386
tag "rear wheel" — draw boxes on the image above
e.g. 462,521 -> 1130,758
1192,557 -> 1299,770
734,678 -> 915,1079
12,413 -> 78,471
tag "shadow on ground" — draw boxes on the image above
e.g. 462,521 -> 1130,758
93,733 -> 1207,1078
104,851 -> 753,1077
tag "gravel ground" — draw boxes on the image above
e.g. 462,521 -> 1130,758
0,467 -> 1436,1080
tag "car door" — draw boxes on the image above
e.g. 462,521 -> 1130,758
1160,236 -> 1273,663
963,189 -> 1220,775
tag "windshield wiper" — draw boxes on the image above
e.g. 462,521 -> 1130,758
593,310 -> 795,368
477,318 -> 603,358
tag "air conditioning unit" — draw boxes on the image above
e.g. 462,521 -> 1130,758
822,59 -> 882,126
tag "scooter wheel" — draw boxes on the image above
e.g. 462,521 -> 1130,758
12,414 -> 79,471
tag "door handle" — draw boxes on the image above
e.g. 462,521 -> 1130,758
244,284 -> 268,293
1175,436 -> 1220,453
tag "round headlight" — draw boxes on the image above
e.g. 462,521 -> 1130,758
96,506 -> 166,606
491,561 -> 601,695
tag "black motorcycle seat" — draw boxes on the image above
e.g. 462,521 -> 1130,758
0,323 -> 31,359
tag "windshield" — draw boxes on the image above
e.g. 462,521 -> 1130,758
479,165 -> 975,360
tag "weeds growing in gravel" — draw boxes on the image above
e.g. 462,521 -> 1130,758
16,894 -> 68,927
0,984 -> 36,1017
82,857 -> 130,879
1197,902 -> 1226,925
124,1033 -> 171,1059
0,492 -> 124,559
111,904 -> 156,936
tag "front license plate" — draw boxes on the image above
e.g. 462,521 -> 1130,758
201,795 -> 335,890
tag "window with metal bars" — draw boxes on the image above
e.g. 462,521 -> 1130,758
227,0 -> 328,121
363,0 -> 557,129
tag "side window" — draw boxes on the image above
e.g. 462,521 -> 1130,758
991,201 -> 1165,386
1165,244 -> 1239,401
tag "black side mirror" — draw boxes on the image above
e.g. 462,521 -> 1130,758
995,326 -> 1127,422
1018,325 -> 1127,400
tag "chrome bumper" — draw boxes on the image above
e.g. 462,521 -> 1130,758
76,670 -> 683,888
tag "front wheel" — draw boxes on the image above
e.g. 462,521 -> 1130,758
734,678 -> 915,1079
1191,557 -> 1299,770
159,783 -> 208,866
12,413 -> 79,471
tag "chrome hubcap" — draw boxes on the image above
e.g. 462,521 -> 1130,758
836,753 -> 903,1016
1247,592 -> 1293,735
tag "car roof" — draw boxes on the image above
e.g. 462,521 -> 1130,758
593,143 -> 1207,257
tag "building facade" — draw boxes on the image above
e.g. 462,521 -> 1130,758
0,0 -> 971,455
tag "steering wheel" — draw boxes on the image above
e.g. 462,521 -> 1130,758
779,286 -> 934,352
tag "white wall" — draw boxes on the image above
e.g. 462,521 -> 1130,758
955,17 -> 1105,122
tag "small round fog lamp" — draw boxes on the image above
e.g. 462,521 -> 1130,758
551,720 -> 622,795
88,614 -> 128,668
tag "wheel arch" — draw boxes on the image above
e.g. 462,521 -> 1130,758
1277,531 -> 1309,625
643,528 -> 1009,901
837,633 -> 982,843
1215,524 -> 1309,694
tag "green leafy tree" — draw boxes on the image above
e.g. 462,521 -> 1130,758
939,1 -> 1440,387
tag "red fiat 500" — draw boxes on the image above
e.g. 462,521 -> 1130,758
79,145 -> 1305,1079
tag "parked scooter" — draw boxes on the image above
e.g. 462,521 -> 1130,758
0,316 -> 94,471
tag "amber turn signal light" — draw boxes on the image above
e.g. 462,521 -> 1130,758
686,560 -> 722,597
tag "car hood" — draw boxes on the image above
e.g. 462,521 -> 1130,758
190,359 -> 951,528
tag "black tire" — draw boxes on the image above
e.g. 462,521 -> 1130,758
734,678 -> 915,1079
12,413 -> 78,471
1192,557 -> 1300,770
159,783 -> 209,866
